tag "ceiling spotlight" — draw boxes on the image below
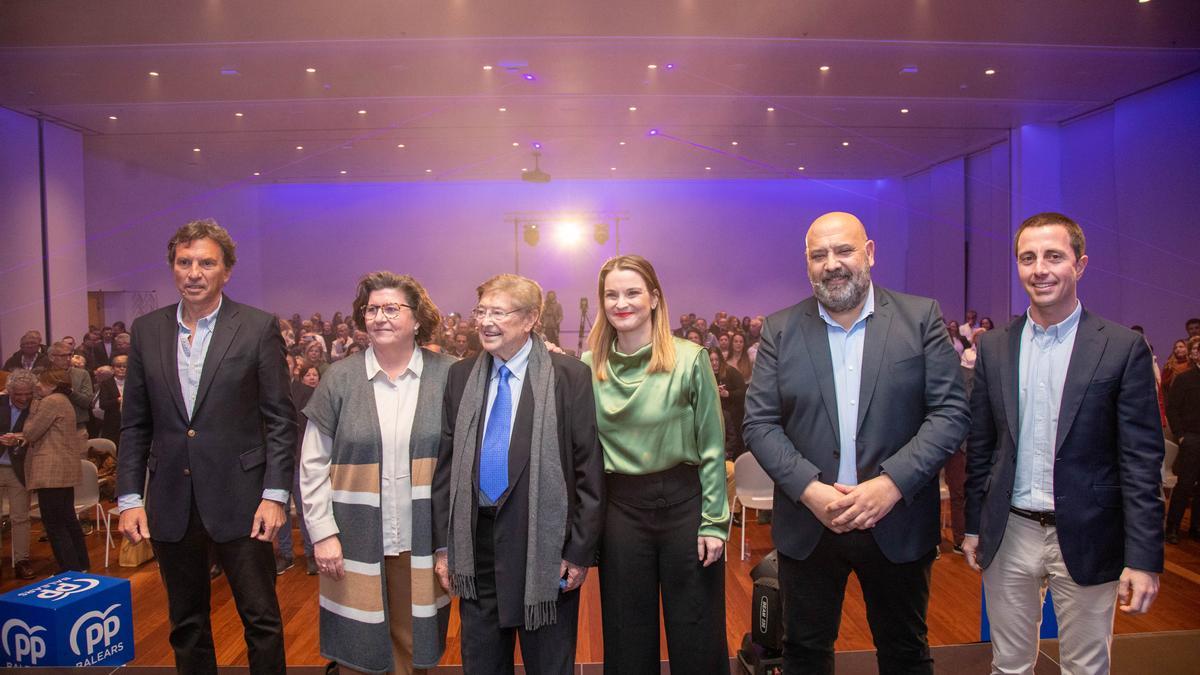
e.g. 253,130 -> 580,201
610,167 -> 617,171
766,107 -> 775,112
522,73 -> 536,81
841,141 -> 850,147
108,115 -> 118,120
648,129 -> 659,135
984,68 -> 996,75
705,166 -> 712,171
425,169 -> 432,173
339,170 -> 347,175
731,141 -> 739,146
819,65 -> 831,72
512,142 -> 520,147
498,107 -> 507,112
797,166 -> 806,171
396,143 -> 406,148
305,67 -> 317,73
357,109 -> 367,115
234,112 -> 244,117
296,145 -> 304,150
664,64 -> 675,70
483,64 -> 493,70
148,71 -> 159,77
628,106 -> 638,111
192,147 -> 201,152
1138,0 -> 1151,3
252,172 -> 260,176
619,141 -> 626,146
900,108 -> 910,114
522,168 -> 528,172
648,64 -> 658,69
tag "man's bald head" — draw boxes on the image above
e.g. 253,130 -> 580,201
805,211 -> 875,316
806,212 -> 869,251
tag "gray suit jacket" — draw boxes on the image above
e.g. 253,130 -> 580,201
743,286 -> 969,562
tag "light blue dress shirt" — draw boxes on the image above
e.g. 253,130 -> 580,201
1,404 -> 21,466
1013,302 -> 1082,512
816,284 -> 876,486
477,336 -> 531,506
119,298 -> 288,511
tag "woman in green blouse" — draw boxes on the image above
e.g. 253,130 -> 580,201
583,255 -> 730,675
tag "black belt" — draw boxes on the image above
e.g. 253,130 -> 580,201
1010,505 -> 1055,526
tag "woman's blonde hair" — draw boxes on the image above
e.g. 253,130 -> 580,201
587,255 -> 675,381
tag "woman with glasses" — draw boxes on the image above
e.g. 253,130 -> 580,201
583,255 -> 730,675
299,271 -> 453,674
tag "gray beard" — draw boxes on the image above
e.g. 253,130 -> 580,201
812,270 -> 871,314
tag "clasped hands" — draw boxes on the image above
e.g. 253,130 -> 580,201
801,474 -> 902,533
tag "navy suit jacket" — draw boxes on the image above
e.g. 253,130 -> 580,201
743,286 -> 970,563
116,296 -> 296,543
964,310 -> 1164,584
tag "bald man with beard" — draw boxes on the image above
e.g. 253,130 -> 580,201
744,212 -> 969,675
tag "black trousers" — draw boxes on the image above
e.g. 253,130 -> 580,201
459,508 -> 580,675
1168,437 -> 1200,533
599,465 -> 729,675
36,487 -> 90,571
779,530 -> 935,675
151,500 -> 285,675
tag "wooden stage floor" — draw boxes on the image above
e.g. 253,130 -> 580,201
3,506 -> 1198,669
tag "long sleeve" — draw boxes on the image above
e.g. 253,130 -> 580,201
299,420 -> 340,543
117,317 -> 154,503
562,361 -> 605,565
690,349 -> 731,539
21,397 -> 64,445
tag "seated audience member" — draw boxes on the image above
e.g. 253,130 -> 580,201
0,369 -> 37,579
747,316 -> 764,347
303,339 -> 330,376
353,329 -> 371,350
278,318 -> 296,348
1166,337 -> 1200,544
717,332 -> 731,360
728,332 -> 753,381
112,332 -> 131,358
88,326 -> 115,367
329,322 -> 354,361
685,328 -> 704,346
4,332 -> 49,372
1187,317 -> 1200,340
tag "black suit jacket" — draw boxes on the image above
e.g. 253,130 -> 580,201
743,286 -> 970,563
97,378 -> 123,444
965,311 -> 1164,584
1,395 -> 30,484
116,296 -> 296,543
87,342 -> 112,369
432,347 -> 604,628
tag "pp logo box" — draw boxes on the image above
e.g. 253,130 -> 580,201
0,573 -> 134,667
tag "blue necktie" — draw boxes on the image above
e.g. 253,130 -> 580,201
479,365 -> 513,503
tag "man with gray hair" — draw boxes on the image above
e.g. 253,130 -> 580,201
0,369 -> 38,579
47,341 -> 93,455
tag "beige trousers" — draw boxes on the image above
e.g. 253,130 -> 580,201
0,464 -> 31,561
982,512 -> 1118,675
341,552 -> 429,675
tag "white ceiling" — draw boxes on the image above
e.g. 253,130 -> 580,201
2,0 -> 1198,182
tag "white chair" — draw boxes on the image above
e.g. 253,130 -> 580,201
1163,438 -> 1180,496
732,453 -> 775,560
86,438 -> 116,461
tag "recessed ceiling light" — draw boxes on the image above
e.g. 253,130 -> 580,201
619,141 -> 626,146
648,64 -> 658,69
192,147 -> 201,152
984,68 -> 996,75
731,141 -> 739,146
396,143 -> 406,148
628,106 -> 638,111
148,71 -> 159,77
766,107 -> 775,112
522,168 -> 528,172
610,167 -> 617,171
842,141 -> 850,147
705,166 -> 712,171
522,73 -> 536,81
900,108 -> 910,114
296,146 -> 304,150
340,170 -> 347,175
498,107 -> 507,112
797,166 -> 806,171
1138,0 -> 1151,3
357,110 -> 367,115
252,172 -> 260,176
425,169 -> 432,173
305,67 -> 317,73
108,115 -> 118,120
512,142 -> 520,147
819,65 -> 831,72
483,65 -> 493,70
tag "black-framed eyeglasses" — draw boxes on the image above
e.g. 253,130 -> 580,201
364,303 -> 413,320
471,306 -> 523,322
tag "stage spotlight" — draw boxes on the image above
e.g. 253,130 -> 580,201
555,221 -> 585,247
594,223 -> 610,245
523,223 -> 540,247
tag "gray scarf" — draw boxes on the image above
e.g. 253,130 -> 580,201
447,336 -> 567,630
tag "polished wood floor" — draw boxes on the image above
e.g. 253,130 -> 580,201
3,506 -> 1198,667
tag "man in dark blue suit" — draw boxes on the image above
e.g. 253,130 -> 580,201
744,211 -> 969,675
963,212 -> 1164,674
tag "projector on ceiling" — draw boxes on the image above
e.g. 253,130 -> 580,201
521,149 -> 551,183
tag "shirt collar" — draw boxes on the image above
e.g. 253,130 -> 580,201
365,345 -> 424,381
492,335 -> 533,380
817,283 -> 876,332
176,296 -> 224,332
1026,301 -> 1082,343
